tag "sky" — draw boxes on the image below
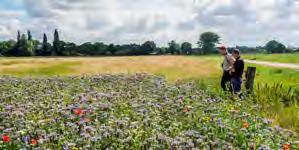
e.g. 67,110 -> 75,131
0,0 -> 299,47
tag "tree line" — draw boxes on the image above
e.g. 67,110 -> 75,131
0,30 -> 298,57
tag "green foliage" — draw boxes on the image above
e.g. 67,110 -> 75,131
52,29 -> 60,56
198,32 -> 220,54
16,34 -> 34,56
252,83 -> 299,131
156,47 -> 167,55
141,41 -> 156,55
254,83 -> 298,107
36,33 -> 52,56
27,30 -> 32,41
3,31 -> 36,56
107,44 -> 117,55
181,42 -> 192,55
265,40 -> 286,53
0,40 -> 16,56
168,40 -> 181,54
17,31 -> 20,44
77,42 -> 107,56
61,42 -> 78,56
0,30 -> 298,57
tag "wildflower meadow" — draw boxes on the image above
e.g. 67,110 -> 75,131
0,74 -> 296,149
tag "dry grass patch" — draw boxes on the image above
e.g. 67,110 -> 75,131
0,56 -> 222,80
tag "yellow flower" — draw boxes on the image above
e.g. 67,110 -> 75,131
20,130 -> 26,135
71,147 -> 80,150
202,116 -> 211,122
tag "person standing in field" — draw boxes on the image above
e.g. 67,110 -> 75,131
218,46 -> 235,91
230,49 -> 245,97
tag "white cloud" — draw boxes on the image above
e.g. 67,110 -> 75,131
0,0 -> 299,46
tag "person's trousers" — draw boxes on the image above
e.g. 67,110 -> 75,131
221,71 -> 232,91
231,77 -> 242,94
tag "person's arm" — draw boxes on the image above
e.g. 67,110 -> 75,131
227,55 -> 235,74
228,55 -> 235,67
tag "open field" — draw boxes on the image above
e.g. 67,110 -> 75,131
0,56 -> 221,81
243,53 -> 299,64
0,56 -> 298,87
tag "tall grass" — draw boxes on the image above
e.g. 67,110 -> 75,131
0,62 -> 80,76
194,78 -> 299,133
252,83 -> 299,132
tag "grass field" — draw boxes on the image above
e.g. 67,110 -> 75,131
1,56 -> 298,87
243,53 -> 299,64
0,55 -> 299,134
0,56 -> 221,81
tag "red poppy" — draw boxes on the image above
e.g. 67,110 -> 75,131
282,143 -> 291,150
182,107 -> 190,113
74,108 -> 83,116
242,121 -> 250,129
31,138 -> 38,145
2,134 -> 10,143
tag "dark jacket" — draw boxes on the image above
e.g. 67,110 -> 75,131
231,57 -> 244,78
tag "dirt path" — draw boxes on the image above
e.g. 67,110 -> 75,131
245,60 -> 299,70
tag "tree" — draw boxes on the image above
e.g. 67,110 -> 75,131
27,30 -> 32,41
168,40 -> 180,54
77,42 -> 95,55
113,44 -> 140,56
181,42 -> 192,55
31,40 -> 40,54
156,47 -> 167,55
42,33 -> 51,55
198,32 -> 220,54
265,40 -> 286,53
63,42 -> 77,56
36,33 -> 51,56
126,43 -> 141,55
53,29 -> 60,56
92,42 -> 107,55
0,40 -> 16,56
17,30 -> 21,45
17,34 -> 34,56
107,44 -> 117,55
6,31 -> 21,56
58,41 -> 78,56
141,41 -> 156,55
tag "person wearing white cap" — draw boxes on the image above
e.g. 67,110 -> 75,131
218,46 -> 235,91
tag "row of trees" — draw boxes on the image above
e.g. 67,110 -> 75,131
0,29 -> 196,56
0,30 -> 297,57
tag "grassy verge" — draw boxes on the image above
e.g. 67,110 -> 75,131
248,64 -> 299,87
243,53 -> 299,64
